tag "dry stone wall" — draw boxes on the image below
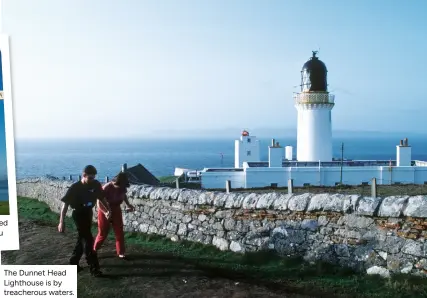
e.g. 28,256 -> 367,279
17,178 -> 427,278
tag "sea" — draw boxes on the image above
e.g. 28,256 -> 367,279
14,136 -> 427,181
0,179 -> 9,201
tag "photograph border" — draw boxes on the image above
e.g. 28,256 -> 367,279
0,34 -> 20,251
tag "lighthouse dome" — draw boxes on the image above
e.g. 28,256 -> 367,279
301,51 -> 328,92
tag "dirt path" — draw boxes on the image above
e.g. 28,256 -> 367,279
2,219 -> 316,298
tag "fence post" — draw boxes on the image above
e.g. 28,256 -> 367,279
69,175 -> 73,181
371,178 -> 377,198
225,180 -> 231,194
62,176 -> 66,180
105,176 -> 109,183
175,178 -> 180,189
288,179 -> 294,195
78,175 -> 81,181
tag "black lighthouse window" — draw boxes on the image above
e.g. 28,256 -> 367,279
300,51 -> 328,92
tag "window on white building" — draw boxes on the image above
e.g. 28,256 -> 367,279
247,138 -> 251,143
247,151 -> 251,156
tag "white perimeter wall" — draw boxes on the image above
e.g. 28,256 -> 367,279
201,171 -> 246,189
201,166 -> 427,189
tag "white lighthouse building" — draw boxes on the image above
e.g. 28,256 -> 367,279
295,51 -> 334,162
234,130 -> 260,168
175,51 -> 427,190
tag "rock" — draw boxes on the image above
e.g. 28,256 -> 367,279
356,197 -> 382,216
377,251 -> 387,261
176,189 -> 191,203
334,228 -> 361,240
242,193 -> 260,209
401,264 -> 413,274
334,244 -> 350,257
198,191 -> 215,205
307,193 -> 344,212
402,239 -> 424,257
233,194 -> 246,208
224,193 -> 239,208
301,219 -> 318,231
366,266 -> 390,278
378,196 -> 408,217
288,193 -> 311,211
375,236 -> 404,254
342,195 -> 360,213
169,189 -> 181,200
271,227 -> 306,245
166,222 -> 178,233
139,223 -> 149,233
403,196 -> 427,218
182,215 -> 192,223
213,193 -> 228,207
273,194 -> 292,210
415,259 -> 427,270
177,224 -> 187,236
198,214 -> 207,222
213,222 -> 224,231
224,218 -> 236,231
342,214 -> 374,229
212,236 -> 229,251
306,193 -> 329,212
230,241 -> 245,253
256,193 -> 279,209
318,216 -> 329,226
235,221 -> 250,233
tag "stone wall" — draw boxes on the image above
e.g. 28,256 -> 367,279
16,178 -> 427,278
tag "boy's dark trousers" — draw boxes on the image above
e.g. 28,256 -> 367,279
69,209 -> 100,272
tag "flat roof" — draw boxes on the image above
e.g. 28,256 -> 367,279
246,160 -> 416,168
204,168 -> 244,172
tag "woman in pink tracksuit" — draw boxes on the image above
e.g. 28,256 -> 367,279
94,172 -> 134,259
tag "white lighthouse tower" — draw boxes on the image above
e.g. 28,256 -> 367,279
295,51 -> 335,162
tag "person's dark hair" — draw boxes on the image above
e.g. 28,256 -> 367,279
114,172 -> 130,188
83,165 -> 97,175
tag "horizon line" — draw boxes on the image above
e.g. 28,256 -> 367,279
15,132 -> 425,141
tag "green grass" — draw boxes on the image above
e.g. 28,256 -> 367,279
0,201 -> 9,215
210,183 -> 427,197
16,196 -> 427,298
158,175 -> 178,183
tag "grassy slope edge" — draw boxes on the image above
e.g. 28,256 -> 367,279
15,196 -> 427,298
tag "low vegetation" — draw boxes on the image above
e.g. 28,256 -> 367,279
0,201 -> 9,215
156,175 -> 427,197
158,175 -> 178,183
10,196 -> 427,297
240,183 -> 427,197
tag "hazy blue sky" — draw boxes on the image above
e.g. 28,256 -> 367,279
3,0 -> 427,139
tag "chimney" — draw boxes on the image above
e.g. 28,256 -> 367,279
399,140 -> 403,146
269,142 -> 284,167
396,141 -> 411,167
285,146 -> 293,160
271,138 -> 275,147
121,163 -> 127,172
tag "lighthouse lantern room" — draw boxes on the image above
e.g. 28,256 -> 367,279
295,51 -> 335,162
